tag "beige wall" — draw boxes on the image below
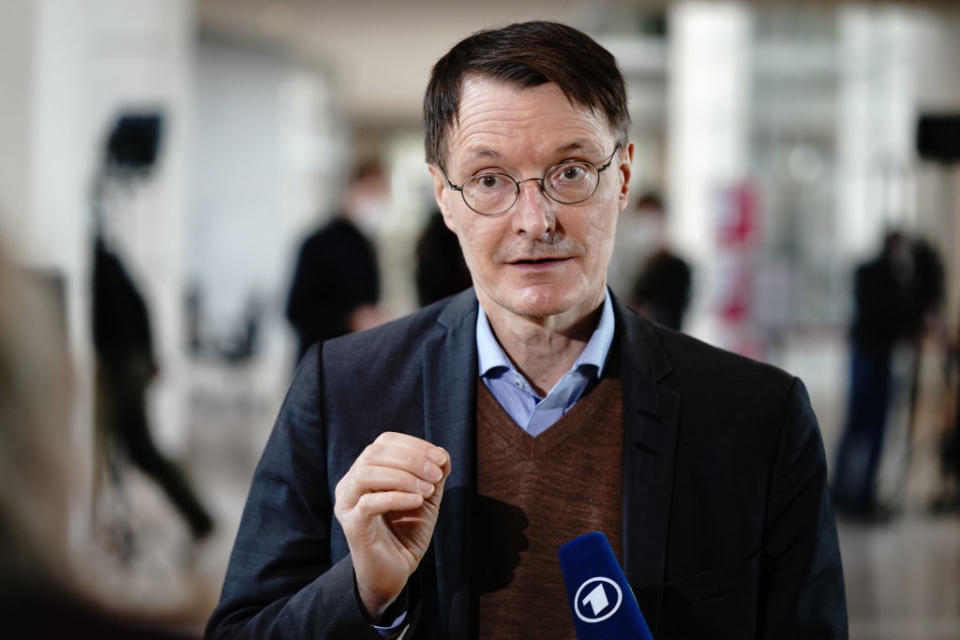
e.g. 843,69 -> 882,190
199,0 -> 601,126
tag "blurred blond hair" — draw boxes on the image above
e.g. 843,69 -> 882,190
0,243 -> 74,591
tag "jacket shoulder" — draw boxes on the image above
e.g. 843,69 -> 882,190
620,309 -> 799,414
659,325 -> 793,386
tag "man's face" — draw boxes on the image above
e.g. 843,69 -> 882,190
431,75 -> 633,327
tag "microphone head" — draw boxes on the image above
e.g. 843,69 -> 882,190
558,532 -> 654,640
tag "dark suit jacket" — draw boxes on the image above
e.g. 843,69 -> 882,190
207,289 -> 847,639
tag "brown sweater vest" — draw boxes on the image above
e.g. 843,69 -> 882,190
474,375 -> 624,639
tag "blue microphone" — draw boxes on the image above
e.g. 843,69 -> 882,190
558,532 -> 654,639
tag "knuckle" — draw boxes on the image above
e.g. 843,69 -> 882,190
334,476 -> 348,500
354,493 -> 375,516
358,464 -> 377,484
333,494 -> 351,519
335,470 -> 361,499
360,442 -> 377,461
336,512 -> 357,536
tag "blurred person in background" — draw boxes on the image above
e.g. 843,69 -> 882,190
92,112 -> 213,549
414,208 -> 472,307
285,161 -> 387,363
208,21 -> 845,639
832,230 -> 944,518
93,236 -> 215,545
627,192 -> 692,330
0,245 -> 196,639
606,189 -> 660,300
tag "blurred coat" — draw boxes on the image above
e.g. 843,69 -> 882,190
286,217 -> 380,361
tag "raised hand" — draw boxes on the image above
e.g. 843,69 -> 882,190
333,432 -> 451,620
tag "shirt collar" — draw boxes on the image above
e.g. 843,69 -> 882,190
476,289 -> 615,378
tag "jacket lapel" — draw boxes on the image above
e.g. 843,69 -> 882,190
613,296 -> 680,634
422,290 -> 479,638
420,291 -> 679,637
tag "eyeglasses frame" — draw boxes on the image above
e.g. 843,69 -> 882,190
438,143 -> 622,217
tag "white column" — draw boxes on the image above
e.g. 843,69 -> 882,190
836,6 -> 919,262
667,1 -> 753,344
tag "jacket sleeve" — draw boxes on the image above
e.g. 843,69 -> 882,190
204,345 -> 421,639
760,378 -> 848,639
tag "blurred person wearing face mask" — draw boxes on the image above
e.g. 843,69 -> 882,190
285,161 -> 388,364
607,190 -> 663,300
0,246 -> 196,639
626,192 -> 691,331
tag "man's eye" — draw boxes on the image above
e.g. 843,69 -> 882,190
558,165 -> 587,182
476,174 -> 508,189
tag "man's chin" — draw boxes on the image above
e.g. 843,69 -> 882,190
501,288 -> 582,322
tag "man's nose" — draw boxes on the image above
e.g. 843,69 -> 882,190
510,178 -> 554,237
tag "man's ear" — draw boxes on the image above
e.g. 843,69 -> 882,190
428,165 -> 458,233
617,141 -> 635,212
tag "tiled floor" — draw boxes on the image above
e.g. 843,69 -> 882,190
788,333 -> 960,639
78,339 -> 960,638
840,513 -> 960,640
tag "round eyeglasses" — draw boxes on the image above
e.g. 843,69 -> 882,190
440,144 -> 621,216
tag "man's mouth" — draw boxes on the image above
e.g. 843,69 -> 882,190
509,256 -> 570,266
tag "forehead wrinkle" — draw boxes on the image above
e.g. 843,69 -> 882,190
456,135 -> 607,174
447,77 -> 614,170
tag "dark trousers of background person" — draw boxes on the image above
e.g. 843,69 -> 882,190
95,354 -> 213,540
938,340 -> 960,510
833,344 -> 893,514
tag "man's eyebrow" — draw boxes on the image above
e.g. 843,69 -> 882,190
458,140 -> 603,167
462,148 -> 502,163
554,140 -> 602,156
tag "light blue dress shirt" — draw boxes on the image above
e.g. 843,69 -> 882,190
476,290 -> 616,436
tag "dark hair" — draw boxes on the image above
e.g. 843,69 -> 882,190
635,190 -> 665,212
423,21 -> 630,165
350,160 -> 385,185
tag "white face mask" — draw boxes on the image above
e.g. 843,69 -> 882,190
352,196 -> 390,234
617,211 -> 662,256
606,212 -> 663,297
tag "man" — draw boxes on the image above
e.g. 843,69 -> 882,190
285,162 -> 387,363
93,237 -> 215,543
415,208 -> 472,307
93,114 -> 215,541
208,21 -> 846,639
833,231 -> 943,518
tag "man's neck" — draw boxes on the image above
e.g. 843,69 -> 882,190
481,299 -> 605,397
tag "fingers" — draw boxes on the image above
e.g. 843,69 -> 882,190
334,433 -> 451,617
354,490 -> 425,518
371,432 -> 449,470
335,432 -> 450,512
338,464 -> 437,510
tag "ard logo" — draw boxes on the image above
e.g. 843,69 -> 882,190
573,577 -> 623,623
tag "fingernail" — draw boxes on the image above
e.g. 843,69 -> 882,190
427,447 -> 447,466
418,480 -> 435,496
424,462 -> 443,482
